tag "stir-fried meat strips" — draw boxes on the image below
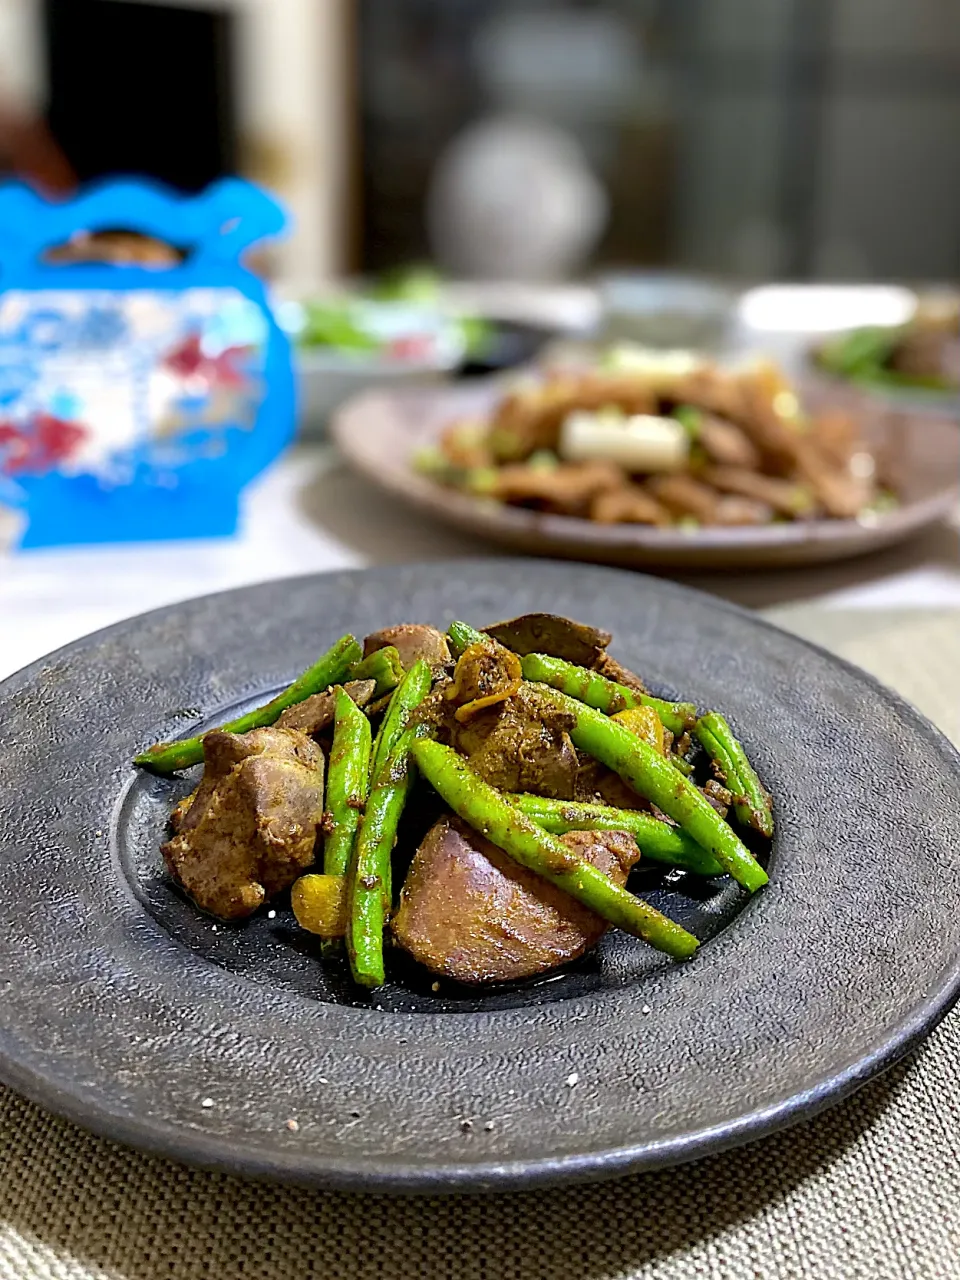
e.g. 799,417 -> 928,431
715,496 -> 775,526
723,363 -> 812,472
451,687 -> 580,799
808,411 -> 861,468
161,727 -> 325,920
590,486 -> 670,526
589,464 -> 776,527
444,641 -> 522,722
592,652 -> 649,696
646,474 -> 721,524
668,365 -> 745,421
790,442 -> 873,519
426,348 -> 891,530
391,816 -> 640,984
483,613 -> 612,666
362,624 -> 451,670
695,414 -> 762,469
889,329 -> 960,382
488,379 -> 580,462
700,466 -> 813,518
489,374 -> 658,463
275,679 -> 376,735
438,418 -> 493,469
569,371 -> 660,416
493,460 -> 624,515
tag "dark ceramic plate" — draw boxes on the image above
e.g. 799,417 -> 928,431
2,560 -> 960,1193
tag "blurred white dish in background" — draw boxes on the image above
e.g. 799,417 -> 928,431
294,349 -> 456,440
426,115 -> 608,282
277,298 -> 464,438
439,282 -> 600,335
277,299 -> 467,367
603,342 -> 704,378
599,273 -> 734,352
739,285 -> 917,334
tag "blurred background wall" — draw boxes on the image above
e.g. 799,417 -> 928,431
0,0 -> 957,286
357,0 -> 960,282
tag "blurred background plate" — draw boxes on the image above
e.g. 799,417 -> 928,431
331,380 -> 960,571
294,318 -> 559,438
735,285 -> 960,416
296,347 -> 459,439
281,281 -> 566,437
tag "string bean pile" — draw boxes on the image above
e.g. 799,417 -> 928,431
139,612 -> 773,991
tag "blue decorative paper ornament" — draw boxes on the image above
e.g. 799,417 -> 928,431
0,178 -> 295,548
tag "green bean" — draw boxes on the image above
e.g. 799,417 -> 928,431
528,684 -> 768,893
134,634 -> 362,773
346,645 -> 405,697
509,794 -> 724,876
816,326 -> 901,378
696,712 -> 774,839
368,658 -> 433,786
519,652 -> 696,735
412,740 -> 699,960
447,620 -> 489,657
348,723 -> 429,988
323,687 -> 373,877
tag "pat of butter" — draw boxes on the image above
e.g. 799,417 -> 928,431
604,344 -> 704,378
559,411 -> 690,473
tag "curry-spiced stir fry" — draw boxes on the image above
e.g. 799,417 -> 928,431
416,348 -> 895,528
136,615 -> 772,990
814,296 -> 960,393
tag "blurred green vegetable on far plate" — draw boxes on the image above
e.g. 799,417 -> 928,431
287,266 -> 492,365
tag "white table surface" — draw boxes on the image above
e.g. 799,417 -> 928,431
2,444 -> 959,683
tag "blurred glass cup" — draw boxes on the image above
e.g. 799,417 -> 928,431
597,272 -> 734,353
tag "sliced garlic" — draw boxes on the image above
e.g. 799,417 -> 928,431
559,411 -> 690,473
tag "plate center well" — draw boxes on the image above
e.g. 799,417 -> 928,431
116,779 -> 758,1015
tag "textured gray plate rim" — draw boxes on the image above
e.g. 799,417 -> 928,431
1,559 -> 960,1194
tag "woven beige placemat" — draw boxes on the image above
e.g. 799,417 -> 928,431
3,608 -> 960,1280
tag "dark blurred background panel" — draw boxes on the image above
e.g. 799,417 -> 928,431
676,0 -> 960,280
44,0 -> 237,193
357,0 -> 679,272
357,0 -> 960,281
356,0 -> 487,271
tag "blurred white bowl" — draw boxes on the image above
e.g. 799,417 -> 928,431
280,297 -> 465,438
598,273 -> 734,352
296,347 -> 459,438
